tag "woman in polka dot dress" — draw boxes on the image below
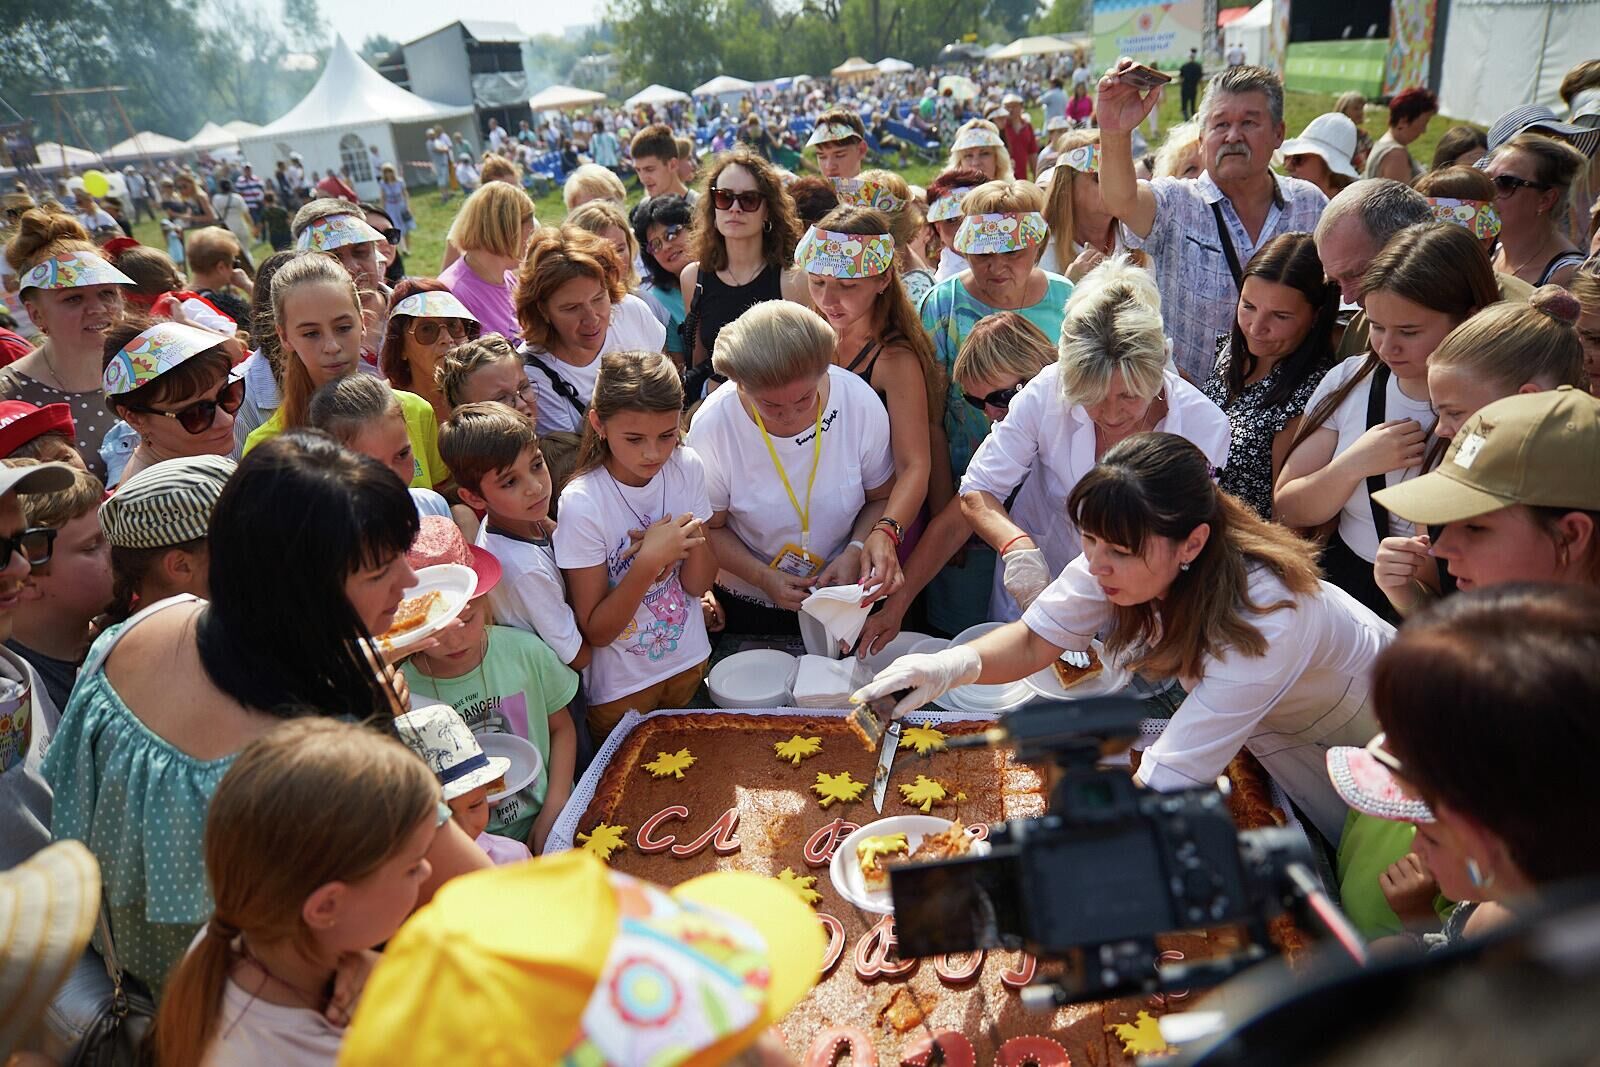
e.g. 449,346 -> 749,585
0,208 -> 128,479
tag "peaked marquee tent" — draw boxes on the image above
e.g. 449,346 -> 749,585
1437,0 -> 1600,128
185,121 -> 241,155
104,131 -> 188,162
624,84 -> 692,110
238,36 -> 474,198
528,85 -> 607,111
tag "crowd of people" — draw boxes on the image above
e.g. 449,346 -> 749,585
1,48 -> 1600,1067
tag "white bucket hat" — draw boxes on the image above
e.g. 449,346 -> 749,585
1280,112 -> 1360,179
394,704 -> 511,801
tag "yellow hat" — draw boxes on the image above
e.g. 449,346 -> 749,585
339,850 -> 824,1066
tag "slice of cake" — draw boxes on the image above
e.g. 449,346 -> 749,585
856,832 -> 909,890
1052,647 -> 1103,691
907,821 -> 973,863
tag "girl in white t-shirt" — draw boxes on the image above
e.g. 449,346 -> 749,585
553,351 -> 715,737
151,718 -> 444,1067
1276,223 -> 1500,621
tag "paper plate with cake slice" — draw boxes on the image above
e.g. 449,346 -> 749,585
830,815 -> 989,914
375,564 -> 476,654
1023,639 -> 1129,701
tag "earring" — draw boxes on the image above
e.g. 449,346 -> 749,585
1180,562 -> 1190,572
1466,858 -> 1495,890
763,219 -> 773,233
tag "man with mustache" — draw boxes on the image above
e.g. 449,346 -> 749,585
1097,63 -> 1330,382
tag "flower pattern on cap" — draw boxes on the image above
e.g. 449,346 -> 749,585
926,187 -> 975,222
392,290 -> 479,323
953,211 -> 1048,255
295,212 -> 385,253
102,322 -> 228,396
806,121 -> 861,147
18,252 -> 134,293
1426,197 -> 1502,241
952,124 -> 1004,152
830,177 -> 908,214
1060,143 -> 1100,174
796,226 -> 894,278
565,871 -> 770,1063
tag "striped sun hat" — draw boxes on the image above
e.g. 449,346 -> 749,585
100,454 -> 236,549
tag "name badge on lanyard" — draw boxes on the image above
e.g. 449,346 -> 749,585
755,400 -> 826,578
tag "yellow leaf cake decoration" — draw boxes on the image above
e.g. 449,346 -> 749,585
856,833 -> 909,865
775,867 -> 823,906
899,774 -> 951,813
1108,1011 -> 1170,1056
812,770 -> 867,807
774,735 -> 823,766
899,725 -> 947,755
577,823 -> 629,862
643,748 -> 697,779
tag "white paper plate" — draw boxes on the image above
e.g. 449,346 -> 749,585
480,731 -> 544,803
1022,640 -> 1130,701
829,815 -> 988,914
708,649 -> 798,708
861,631 -> 934,674
947,621 -> 1032,710
377,564 -> 476,654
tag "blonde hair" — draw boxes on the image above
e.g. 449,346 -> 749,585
1491,132 -> 1590,213
185,226 -> 241,273
513,226 -> 627,349
953,312 -> 1056,389
563,164 -> 627,210
1041,130 -> 1101,274
1153,120 -> 1202,179
567,199 -> 642,288
961,178 -> 1046,216
1334,91 -> 1366,122
4,207 -> 95,274
8,459 -> 103,529
435,334 -> 522,410
711,300 -> 835,392
153,719 -> 438,1067
480,154 -> 520,185
449,181 -> 536,260
573,351 -> 684,476
1429,288 -> 1585,391
1572,269 -> 1600,328
271,252 -> 361,430
946,120 -> 1014,181
1057,256 -> 1168,408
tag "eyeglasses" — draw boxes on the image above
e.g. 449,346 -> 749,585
122,377 -> 246,435
379,227 -> 402,245
1490,173 -> 1548,196
0,527 -> 56,567
962,382 -> 1027,412
409,319 -> 470,345
647,224 -> 686,254
488,379 -> 537,408
712,188 -> 765,213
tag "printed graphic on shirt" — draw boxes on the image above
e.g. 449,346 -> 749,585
607,521 -> 692,662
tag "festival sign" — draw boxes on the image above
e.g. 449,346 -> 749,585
1093,0 -> 1205,69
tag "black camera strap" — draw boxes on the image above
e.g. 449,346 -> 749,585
1210,201 -> 1244,291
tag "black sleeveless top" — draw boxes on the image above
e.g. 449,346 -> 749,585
694,263 -> 783,356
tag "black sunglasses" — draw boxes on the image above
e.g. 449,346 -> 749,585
1491,174 -> 1548,195
963,382 -> 1026,412
409,319 -> 470,345
0,526 -> 56,567
379,227 -> 402,245
123,377 -> 246,435
712,188 -> 765,212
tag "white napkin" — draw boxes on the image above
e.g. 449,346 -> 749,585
799,583 -> 872,657
792,654 -> 870,709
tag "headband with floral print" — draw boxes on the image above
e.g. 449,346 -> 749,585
806,121 -> 862,147
1426,197 -> 1502,241
829,177 -> 908,214
795,226 -> 895,278
103,321 -> 228,396
391,290 -> 479,322
18,251 -> 134,293
952,211 -> 1048,255
926,187 -> 976,222
296,213 -> 385,253
1059,143 -> 1100,174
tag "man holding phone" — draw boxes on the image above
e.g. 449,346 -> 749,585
1096,61 -> 1329,382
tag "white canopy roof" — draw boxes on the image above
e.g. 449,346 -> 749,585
527,84 -> 607,111
831,56 -> 879,78
248,36 -> 471,139
185,121 -> 239,152
104,131 -> 187,161
624,83 -> 692,109
876,57 -> 914,73
693,75 -> 754,97
222,120 -> 262,136
1231,0 -> 1272,30
992,35 -> 1075,59
30,142 -> 102,169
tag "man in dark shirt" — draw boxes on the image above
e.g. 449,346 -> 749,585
1180,49 -> 1205,120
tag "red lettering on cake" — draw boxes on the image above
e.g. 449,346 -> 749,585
803,1027 -> 879,1067
854,914 -> 918,980
670,806 -> 741,857
934,950 -> 985,985
819,913 -> 845,977
635,806 -> 689,853
994,1036 -> 1070,1066
965,822 -> 990,842
1000,952 -> 1037,989
1149,949 -> 1190,1010
804,816 -> 861,867
899,1031 -> 975,1067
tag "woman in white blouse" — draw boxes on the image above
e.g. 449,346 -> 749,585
961,257 -> 1230,622
856,432 -> 1390,843
686,301 -> 902,636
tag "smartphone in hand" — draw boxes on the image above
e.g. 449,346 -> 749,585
1120,63 -> 1173,90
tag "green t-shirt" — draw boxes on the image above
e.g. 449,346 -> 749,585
403,625 -> 579,841
1336,810 -> 1453,939
243,386 -> 447,489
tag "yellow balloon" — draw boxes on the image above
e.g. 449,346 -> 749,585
83,170 -> 109,198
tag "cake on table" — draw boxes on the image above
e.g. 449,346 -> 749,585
558,709 -> 1302,1065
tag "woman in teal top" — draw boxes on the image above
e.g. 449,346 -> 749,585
633,193 -> 694,358
917,179 -> 1072,635
43,432 -> 491,996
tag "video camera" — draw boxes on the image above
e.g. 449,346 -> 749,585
889,697 -> 1342,1008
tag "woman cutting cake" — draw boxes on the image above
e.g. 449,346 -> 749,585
854,432 -> 1391,843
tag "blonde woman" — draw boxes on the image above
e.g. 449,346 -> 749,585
378,162 -> 412,253
568,197 -> 675,335
439,181 -> 538,341
1485,132 -> 1590,288
1040,133 -> 1122,281
833,168 -> 936,303
562,163 -> 627,211
1572,268 -> 1600,393
944,120 -> 1013,182
1152,120 -> 1202,179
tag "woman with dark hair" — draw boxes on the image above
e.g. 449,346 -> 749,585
1202,232 -> 1339,519
1430,125 -> 1489,171
631,193 -> 695,362
856,432 -> 1389,844
1364,87 -> 1438,181
42,430 -> 489,996
378,279 -> 482,421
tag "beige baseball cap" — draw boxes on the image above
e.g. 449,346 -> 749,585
1373,386 -> 1600,524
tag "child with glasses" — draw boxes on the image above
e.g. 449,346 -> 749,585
435,335 -> 537,420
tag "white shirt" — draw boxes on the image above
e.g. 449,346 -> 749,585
1301,355 -> 1437,562
488,126 -> 508,151
1072,66 -> 1091,87
211,193 -> 251,240
523,294 -> 667,434
75,206 -> 117,232
686,366 -> 893,607
934,246 -> 968,283
478,524 -> 584,665
430,134 -> 452,158
552,448 -> 713,703
200,975 -> 344,1067
1225,44 -> 1246,65
1023,557 -> 1389,842
410,487 -> 451,521
961,365 -> 1231,620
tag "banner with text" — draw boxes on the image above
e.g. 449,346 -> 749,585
1093,0 -> 1206,69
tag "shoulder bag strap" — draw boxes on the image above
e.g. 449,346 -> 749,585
1364,363 -> 1394,541
525,352 -> 588,416
1209,200 -> 1244,290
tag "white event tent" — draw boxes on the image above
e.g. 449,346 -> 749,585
30,142 -> 103,171
185,121 -> 241,156
1437,0 -> 1600,127
625,84 -> 692,110
528,85 -> 607,112
222,120 -> 262,137
238,36 -> 475,199
104,131 -> 188,162
876,57 -> 914,73
992,35 -> 1074,60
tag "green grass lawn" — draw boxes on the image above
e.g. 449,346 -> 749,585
130,88 -> 1472,280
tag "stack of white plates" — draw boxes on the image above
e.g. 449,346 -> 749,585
861,630 -> 935,673
708,649 -> 798,708
938,622 -> 1033,713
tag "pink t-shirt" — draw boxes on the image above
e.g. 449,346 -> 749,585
439,257 -> 521,343
477,830 -> 533,865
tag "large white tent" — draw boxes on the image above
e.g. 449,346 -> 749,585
238,36 -> 474,199
624,84 -> 692,110
693,75 -> 754,97
876,57 -> 914,73
992,35 -> 1074,60
104,131 -> 188,162
30,142 -> 102,170
1223,0 -> 1271,72
527,85 -> 607,111
185,121 -> 240,155
1437,0 -> 1600,128
222,120 -> 262,137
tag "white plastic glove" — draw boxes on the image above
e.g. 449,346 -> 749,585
1002,546 -> 1051,611
849,645 -> 983,719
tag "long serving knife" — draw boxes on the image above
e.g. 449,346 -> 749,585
871,720 -> 901,813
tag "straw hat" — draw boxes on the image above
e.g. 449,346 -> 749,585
0,841 -> 101,1056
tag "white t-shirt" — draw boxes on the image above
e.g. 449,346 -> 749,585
961,365 -> 1231,621
524,294 -> 668,435
1302,355 -> 1437,562
488,126 -> 508,151
478,524 -> 584,665
200,976 -> 344,1067
686,366 -> 893,607
410,487 -> 451,521
430,134 -> 452,159
1023,556 -> 1390,842
934,247 -> 968,283
552,448 -> 713,703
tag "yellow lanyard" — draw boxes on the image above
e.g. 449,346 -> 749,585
753,400 -> 824,550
